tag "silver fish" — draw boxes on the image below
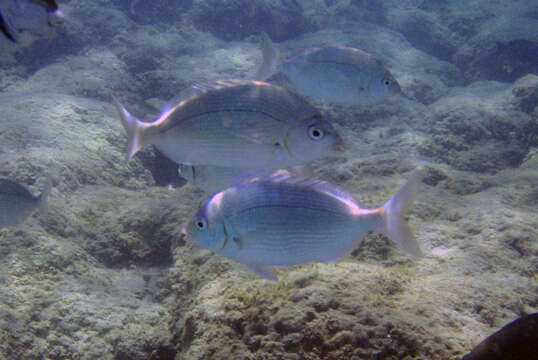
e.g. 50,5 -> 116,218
0,0 -> 63,42
0,177 -> 51,228
114,80 -> 344,170
183,170 -> 423,281
255,33 -> 402,105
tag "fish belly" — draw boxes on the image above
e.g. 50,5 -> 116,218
224,205 -> 368,266
154,112 -> 293,169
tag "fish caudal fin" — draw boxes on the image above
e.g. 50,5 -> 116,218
112,96 -> 145,162
254,32 -> 281,81
0,12 -> 16,42
382,169 -> 424,257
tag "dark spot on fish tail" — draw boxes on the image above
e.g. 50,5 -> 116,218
273,141 -> 281,147
233,237 -> 243,250
0,13 -> 16,42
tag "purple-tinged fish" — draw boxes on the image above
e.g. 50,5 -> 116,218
183,170 -> 423,281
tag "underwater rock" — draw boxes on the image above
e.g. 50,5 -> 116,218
189,0 -> 314,41
417,78 -> 536,172
6,48 -> 136,101
110,0 -> 193,25
0,92 -> 153,193
386,8 -> 458,62
455,14 -> 538,83
509,74 -> 538,115
463,313 -> 538,360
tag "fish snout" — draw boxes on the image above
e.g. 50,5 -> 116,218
334,138 -> 345,152
180,225 -> 190,241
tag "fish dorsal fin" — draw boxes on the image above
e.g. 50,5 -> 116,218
263,173 -> 361,207
165,79 -> 259,111
255,32 -> 282,81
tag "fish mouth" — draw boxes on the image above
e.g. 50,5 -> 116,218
334,138 -> 345,152
180,225 -> 190,241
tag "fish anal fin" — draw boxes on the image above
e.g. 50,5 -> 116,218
247,264 -> 278,282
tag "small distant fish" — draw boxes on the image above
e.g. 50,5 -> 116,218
463,312 -> 538,360
0,177 -> 51,229
114,80 -> 344,170
255,32 -> 402,105
183,170 -> 423,281
0,0 -> 63,42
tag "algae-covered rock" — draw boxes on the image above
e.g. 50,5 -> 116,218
189,0 -> 314,41
417,78 -> 537,172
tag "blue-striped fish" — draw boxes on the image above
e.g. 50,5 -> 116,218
183,170 -> 423,281
114,80 -> 344,170
255,33 -> 402,105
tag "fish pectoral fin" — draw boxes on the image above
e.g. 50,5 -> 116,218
232,236 -> 243,250
246,264 -> 279,282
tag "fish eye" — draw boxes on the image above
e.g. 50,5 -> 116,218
383,78 -> 392,86
194,218 -> 207,230
308,126 -> 325,140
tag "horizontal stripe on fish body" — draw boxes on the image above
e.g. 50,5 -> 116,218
185,171 -> 423,281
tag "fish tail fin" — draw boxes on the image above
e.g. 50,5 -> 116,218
382,169 -> 424,257
112,95 -> 145,162
37,175 -> 52,215
0,12 -> 16,42
255,32 -> 281,81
